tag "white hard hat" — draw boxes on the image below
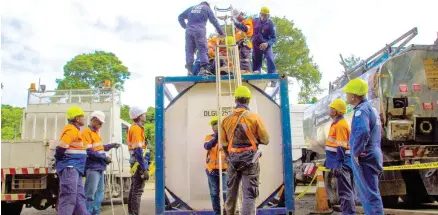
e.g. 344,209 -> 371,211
232,9 -> 242,18
129,107 -> 147,120
90,111 -> 106,123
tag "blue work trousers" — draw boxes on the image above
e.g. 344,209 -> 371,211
252,45 -> 276,73
58,167 -> 90,215
352,151 -> 384,215
206,170 -> 227,215
185,29 -> 208,70
84,170 -> 105,215
335,166 -> 356,215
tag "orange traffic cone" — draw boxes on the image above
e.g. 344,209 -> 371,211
310,169 -> 332,214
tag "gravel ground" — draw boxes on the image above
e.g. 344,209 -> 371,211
19,185 -> 332,215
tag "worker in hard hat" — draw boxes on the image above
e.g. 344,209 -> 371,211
127,107 -> 151,215
220,86 -> 270,215
252,6 -> 277,74
204,116 -> 228,215
178,1 -> 225,76
83,111 -> 120,215
344,78 -> 384,215
55,106 -> 89,215
233,9 -> 254,73
326,99 -> 356,215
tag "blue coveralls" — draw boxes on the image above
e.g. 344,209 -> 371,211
325,117 -> 356,215
55,122 -> 90,215
350,100 -> 384,215
178,4 -> 224,72
252,18 -> 276,74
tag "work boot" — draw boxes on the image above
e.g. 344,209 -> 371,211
198,67 -> 214,76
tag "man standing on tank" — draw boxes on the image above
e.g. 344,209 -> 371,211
178,1 -> 225,76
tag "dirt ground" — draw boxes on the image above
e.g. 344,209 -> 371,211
19,184 -> 338,215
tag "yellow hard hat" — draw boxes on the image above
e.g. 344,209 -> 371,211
328,99 -> 347,114
343,78 -> 368,96
234,86 -> 252,99
226,36 -> 235,46
66,106 -> 85,120
209,116 -> 218,126
260,6 -> 270,15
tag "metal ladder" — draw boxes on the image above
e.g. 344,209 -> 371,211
213,5 -> 246,215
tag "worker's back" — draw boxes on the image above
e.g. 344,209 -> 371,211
221,106 -> 269,153
180,4 -> 214,31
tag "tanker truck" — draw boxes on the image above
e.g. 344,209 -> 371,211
296,27 -> 438,207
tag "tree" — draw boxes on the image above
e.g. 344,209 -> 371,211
340,54 -> 362,70
270,17 -> 323,103
1,105 -> 24,140
56,51 -> 130,90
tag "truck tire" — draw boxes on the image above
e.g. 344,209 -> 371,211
381,195 -> 399,208
1,202 -> 23,215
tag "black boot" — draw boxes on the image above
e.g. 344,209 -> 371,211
198,67 -> 214,76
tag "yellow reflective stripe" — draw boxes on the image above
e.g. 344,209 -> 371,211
327,137 -> 336,142
70,142 -> 84,147
325,146 -> 351,154
65,149 -> 87,154
336,140 -> 348,148
325,146 -> 337,152
92,142 -> 103,147
131,142 -> 144,148
58,141 -> 70,148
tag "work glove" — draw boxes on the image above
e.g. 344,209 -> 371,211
140,169 -> 149,180
104,156 -> 112,164
111,143 -> 121,149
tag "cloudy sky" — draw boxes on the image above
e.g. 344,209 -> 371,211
1,0 -> 437,109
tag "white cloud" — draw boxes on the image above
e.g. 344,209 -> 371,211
1,0 -> 437,109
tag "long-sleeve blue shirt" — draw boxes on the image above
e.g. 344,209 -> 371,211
252,18 -> 276,47
178,4 -> 224,35
350,100 -> 382,157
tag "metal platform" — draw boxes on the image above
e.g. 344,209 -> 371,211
162,74 -> 280,105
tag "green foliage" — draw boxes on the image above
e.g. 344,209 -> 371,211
56,51 -> 130,91
269,17 -> 323,103
1,105 -> 24,140
298,97 -> 318,104
341,54 -> 362,70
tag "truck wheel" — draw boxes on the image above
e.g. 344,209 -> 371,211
2,202 -> 23,215
324,171 -> 339,206
382,195 -> 399,208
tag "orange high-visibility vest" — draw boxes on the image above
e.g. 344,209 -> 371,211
58,124 -> 86,154
204,134 -> 228,171
127,123 -> 146,153
325,118 -> 351,153
82,127 -> 104,152
221,109 -> 269,153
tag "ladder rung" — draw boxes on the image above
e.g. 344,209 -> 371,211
219,56 -> 235,60
216,44 -> 237,48
220,92 -> 233,96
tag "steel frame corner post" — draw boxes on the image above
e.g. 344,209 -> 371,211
279,74 -> 295,213
155,76 -> 165,215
